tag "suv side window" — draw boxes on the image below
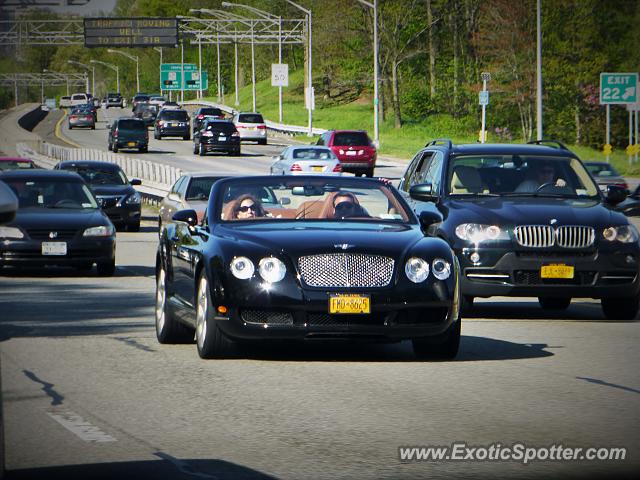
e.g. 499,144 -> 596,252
420,151 -> 444,194
400,151 -> 424,192
317,133 -> 328,146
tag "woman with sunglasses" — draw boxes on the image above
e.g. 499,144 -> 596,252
232,194 -> 267,219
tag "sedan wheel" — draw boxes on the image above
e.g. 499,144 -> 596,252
155,266 -> 192,343
195,273 -> 235,358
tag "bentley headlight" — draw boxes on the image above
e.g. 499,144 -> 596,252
603,225 -> 639,243
455,223 -> 507,243
432,258 -> 452,280
258,257 -> 286,283
405,257 -> 429,283
83,225 -> 115,237
0,226 -> 24,239
123,191 -> 141,205
230,256 -> 255,280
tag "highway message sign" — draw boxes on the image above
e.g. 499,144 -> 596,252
84,18 -> 179,48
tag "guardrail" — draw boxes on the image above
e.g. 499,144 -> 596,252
16,141 -> 177,203
181,99 -> 328,137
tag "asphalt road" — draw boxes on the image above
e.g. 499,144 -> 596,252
0,107 -> 639,479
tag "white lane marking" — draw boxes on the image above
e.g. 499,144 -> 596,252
47,410 -> 117,443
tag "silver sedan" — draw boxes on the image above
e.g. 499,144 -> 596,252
270,146 -> 342,175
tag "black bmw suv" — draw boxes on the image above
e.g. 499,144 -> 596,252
154,109 -> 190,140
398,139 -> 640,319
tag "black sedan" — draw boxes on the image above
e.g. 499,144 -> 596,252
54,160 -> 142,231
398,139 -> 640,319
0,169 -> 116,275
193,119 -> 241,156
156,176 -> 461,360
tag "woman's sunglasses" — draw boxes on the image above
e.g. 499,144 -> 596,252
237,204 -> 256,213
334,202 -> 355,211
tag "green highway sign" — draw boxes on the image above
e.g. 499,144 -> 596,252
161,63 -> 198,72
160,66 -> 208,91
600,72 -> 638,104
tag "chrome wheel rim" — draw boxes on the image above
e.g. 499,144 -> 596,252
196,277 -> 208,350
155,268 -> 166,334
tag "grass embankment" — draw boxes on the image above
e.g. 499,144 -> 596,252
202,69 -> 638,174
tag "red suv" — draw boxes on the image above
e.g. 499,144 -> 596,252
317,130 -> 377,177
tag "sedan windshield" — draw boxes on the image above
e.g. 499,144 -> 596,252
291,148 -> 335,160
447,155 -> 599,197
5,179 -> 98,209
219,178 -> 411,222
66,168 -> 127,186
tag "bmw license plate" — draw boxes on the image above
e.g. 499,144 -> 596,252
42,242 -> 67,256
329,294 -> 370,314
541,264 -> 574,279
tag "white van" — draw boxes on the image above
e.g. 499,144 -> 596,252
70,93 -> 89,106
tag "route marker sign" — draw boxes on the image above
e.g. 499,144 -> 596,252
479,90 -> 489,106
600,73 -> 638,104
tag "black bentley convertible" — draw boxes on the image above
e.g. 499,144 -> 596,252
156,176 -> 461,360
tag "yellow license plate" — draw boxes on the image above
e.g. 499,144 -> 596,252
127,142 -> 136,146
329,294 -> 370,314
541,264 -> 574,279
312,166 -> 324,172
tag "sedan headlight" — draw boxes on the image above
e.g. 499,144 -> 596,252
603,225 -> 639,243
405,257 -> 429,283
123,191 -> 141,205
258,257 -> 286,283
83,225 -> 115,237
0,226 -> 24,239
432,258 -> 452,280
230,256 -> 255,280
455,223 -> 508,243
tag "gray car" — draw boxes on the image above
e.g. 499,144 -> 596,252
68,107 -> 95,129
270,146 -> 342,175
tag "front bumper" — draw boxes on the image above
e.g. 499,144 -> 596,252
200,138 -> 240,152
457,247 -> 640,298
0,238 -> 115,268
158,126 -> 189,137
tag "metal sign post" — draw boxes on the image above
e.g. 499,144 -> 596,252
480,72 -> 491,143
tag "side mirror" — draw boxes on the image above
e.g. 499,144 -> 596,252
172,209 -> 198,228
605,185 -> 628,205
418,210 -> 442,229
130,178 -> 142,186
409,183 -> 438,203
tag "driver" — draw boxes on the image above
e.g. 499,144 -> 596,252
516,161 -> 566,193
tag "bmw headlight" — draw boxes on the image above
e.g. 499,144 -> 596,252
230,256 -> 255,280
603,225 -> 639,243
432,258 -> 452,280
83,225 -> 115,237
123,191 -> 141,205
0,226 -> 24,239
405,257 -> 430,283
258,257 -> 286,283
455,223 -> 508,243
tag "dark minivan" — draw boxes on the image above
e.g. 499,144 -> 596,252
154,109 -> 190,140
193,119 -> 240,156
108,118 -> 148,153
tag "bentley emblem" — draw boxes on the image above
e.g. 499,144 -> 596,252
549,218 -> 558,225
334,243 -> 354,250
49,231 -> 58,239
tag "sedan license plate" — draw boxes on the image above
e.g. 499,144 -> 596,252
312,166 -> 324,172
329,294 -> 371,314
42,242 -> 67,256
127,141 -> 136,147
346,150 -> 357,156
541,264 -> 574,279
219,136 -> 227,141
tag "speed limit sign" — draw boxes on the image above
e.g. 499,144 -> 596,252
271,64 -> 289,87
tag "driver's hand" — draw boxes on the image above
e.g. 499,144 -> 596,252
555,178 -> 567,187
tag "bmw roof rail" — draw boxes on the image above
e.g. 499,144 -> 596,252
424,138 -> 453,148
527,139 -> 569,150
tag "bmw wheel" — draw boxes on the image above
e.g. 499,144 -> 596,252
602,296 -> 639,320
195,272 -> 235,358
155,265 -> 192,343
199,143 -> 206,156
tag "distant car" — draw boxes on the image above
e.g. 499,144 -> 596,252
54,160 -> 142,232
0,169 -> 116,275
615,184 -> 640,217
149,95 -> 167,108
193,119 -> 239,156
68,106 -> 96,130
270,146 -> 342,175
232,112 -> 267,145
193,107 -> 226,132
317,129 -> 377,177
584,161 -> 629,193
59,96 -> 72,108
161,101 -> 181,110
134,102 -> 159,127
131,94 -> 150,111
106,92 -> 124,108
159,172 -> 228,231
0,157 -> 37,171
69,92 -> 89,107
154,109 -> 190,140
108,117 -> 148,153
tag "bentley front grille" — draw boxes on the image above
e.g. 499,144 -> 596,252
298,253 -> 394,288
240,310 -> 293,326
514,225 -> 595,248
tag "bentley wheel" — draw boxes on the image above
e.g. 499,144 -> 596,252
602,296 -> 639,320
199,143 -> 206,156
412,320 -> 461,361
195,273 -> 235,358
538,297 -> 571,310
155,266 -> 192,343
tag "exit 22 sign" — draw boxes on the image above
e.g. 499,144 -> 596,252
600,72 -> 638,104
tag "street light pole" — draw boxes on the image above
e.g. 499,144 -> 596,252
67,60 -> 95,96
234,29 -> 239,107
536,0 -> 543,140
154,47 -> 163,94
90,60 -> 119,94
356,0 -> 379,146
107,49 -> 139,94
285,0 -> 313,136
